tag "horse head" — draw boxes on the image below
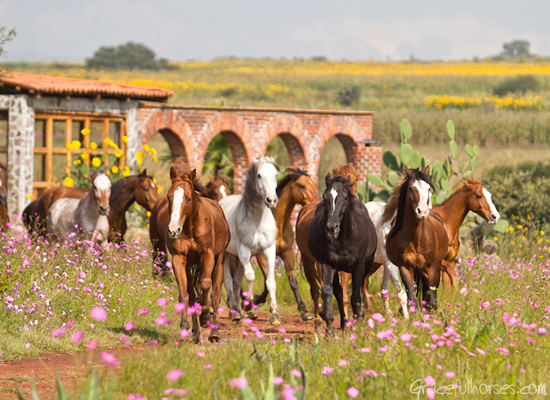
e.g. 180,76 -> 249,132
279,168 -> 318,206
404,166 -> 433,221
332,164 -> 358,194
167,165 -> 196,239
135,169 -> 160,211
323,173 -> 354,241
249,156 -> 279,209
207,172 -> 231,201
90,172 -> 111,215
465,179 -> 500,224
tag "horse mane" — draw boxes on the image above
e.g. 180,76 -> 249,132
276,168 -> 309,197
243,156 -> 279,209
110,177 -> 130,203
332,164 -> 357,183
437,178 -> 482,207
386,169 -> 434,242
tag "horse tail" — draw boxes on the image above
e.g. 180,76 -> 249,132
22,201 -> 37,232
190,263 -> 203,299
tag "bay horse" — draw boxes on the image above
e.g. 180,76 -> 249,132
47,172 -> 111,242
0,162 -> 8,227
205,171 -> 231,201
295,165 -> 358,319
385,166 -> 448,311
164,165 -> 230,343
218,156 -> 282,325
253,168 -> 318,321
307,174 -> 377,333
23,170 -> 158,242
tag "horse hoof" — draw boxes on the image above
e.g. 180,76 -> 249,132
180,321 -> 190,330
269,313 -> 283,325
247,311 -> 258,320
314,319 -> 324,335
253,294 -> 267,305
200,311 -> 212,328
301,311 -> 314,321
193,331 -> 201,344
208,329 -> 221,343
231,312 -> 242,322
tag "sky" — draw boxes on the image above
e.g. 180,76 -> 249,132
1,0 -> 549,62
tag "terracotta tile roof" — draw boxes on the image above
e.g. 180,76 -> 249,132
0,71 -> 173,102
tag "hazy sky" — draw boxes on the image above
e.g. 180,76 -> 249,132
2,0 -> 549,62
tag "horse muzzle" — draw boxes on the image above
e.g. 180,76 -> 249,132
326,225 -> 340,242
487,213 -> 499,224
168,227 -> 182,239
415,207 -> 429,221
98,205 -> 110,215
265,196 -> 278,209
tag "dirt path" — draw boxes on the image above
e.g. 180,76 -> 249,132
0,311 -> 335,399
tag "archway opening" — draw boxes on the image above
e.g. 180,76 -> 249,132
317,135 -> 350,196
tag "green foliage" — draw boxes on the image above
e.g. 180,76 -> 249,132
484,160 -> 550,225
493,75 -> 539,96
202,134 -> 234,186
0,26 -> 16,58
86,42 -> 168,71
501,39 -> 532,58
337,85 -> 361,106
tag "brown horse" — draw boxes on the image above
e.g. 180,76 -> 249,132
434,179 -> 500,289
205,171 -> 231,201
0,162 -> 9,227
295,165 -> 359,318
385,167 -> 449,311
253,168 -> 318,321
23,170 -> 158,241
163,165 -> 230,343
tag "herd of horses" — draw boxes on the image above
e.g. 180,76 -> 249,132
18,156 -> 500,343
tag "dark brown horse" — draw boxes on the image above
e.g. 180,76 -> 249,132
307,174 -> 377,333
433,179 -> 500,289
23,170 -> 158,241
205,171 -> 231,201
0,162 -> 9,227
385,167 -> 449,311
253,168 -> 318,321
163,165 -> 230,343
295,165 -> 359,318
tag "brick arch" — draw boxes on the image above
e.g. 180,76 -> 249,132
140,109 -> 194,167
313,115 -> 368,182
258,114 -> 307,171
198,112 -> 253,193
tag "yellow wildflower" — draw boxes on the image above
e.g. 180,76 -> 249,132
81,153 -> 89,160
541,230 -> 545,236
122,168 -> 131,177
157,185 -> 161,194
146,211 -> 151,217
92,158 -> 101,168
115,149 -> 124,158
135,205 -> 140,210
81,128 -> 90,135
111,165 -> 119,174
493,237 -> 498,242
71,140 -> 82,149
152,155 -> 158,163
143,144 -> 150,152
65,142 -> 74,150
90,142 -> 98,150
122,136 -> 128,144
27,194 -> 34,200
73,160 -> 81,165
64,176 -> 74,187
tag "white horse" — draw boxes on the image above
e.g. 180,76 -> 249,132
48,172 -> 111,242
219,156 -> 282,325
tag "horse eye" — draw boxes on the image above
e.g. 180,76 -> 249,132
298,184 -> 305,189
144,188 -> 149,192
187,198 -> 191,203
257,174 -> 261,179
476,195 -> 482,199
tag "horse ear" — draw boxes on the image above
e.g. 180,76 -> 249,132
287,167 -> 297,175
140,168 -> 147,177
325,173 -> 332,186
404,166 -> 412,177
423,165 -> 430,176
169,166 -> 179,182
150,171 -> 155,178
190,169 -> 197,182
345,175 -> 354,187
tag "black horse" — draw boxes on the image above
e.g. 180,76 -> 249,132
308,174 -> 377,334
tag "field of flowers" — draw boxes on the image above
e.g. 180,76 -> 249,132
0,215 -> 549,399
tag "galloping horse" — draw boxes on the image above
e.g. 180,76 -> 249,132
47,172 -> 111,241
385,167 -> 449,311
219,156 -> 282,325
0,162 -> 8,227
164,165 -> 230,343
253,168 -> 318,321
205,171 -> 231,201
295,165 -> 358,318
308,174 -> 377,333
23,170 -> 158,242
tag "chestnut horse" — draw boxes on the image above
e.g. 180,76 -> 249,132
23,170 -> 158,241
205,171 -> 231,201
0,162 -> 8,227
386,167 -> 449,311
47,172 -> 111,241
253,168 -> 318,321
295,165 -> 358,318
164,165 -> 230,343
307,174 -> 377,333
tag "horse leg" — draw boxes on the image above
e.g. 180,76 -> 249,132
186,262 -> 201,344
281,248 -> 312,321
445,259 -> 458,290
333,272 -> 346,330
172,254 -> 190,330
340,272 -> 351,321
224,254 -> 241,321
209,251 -> 225,342
441,259 -> 452,288
237,246 -> 257,320
199,249 -> 215,328
262,245 -> 282,325
351,264 -> 366,322
425,263 -> 441,311
385,261 -> 409,320
321,265 -> 337,335
253,255 -> 269,306
302,255 -> 323,332
399,266 -> 418,312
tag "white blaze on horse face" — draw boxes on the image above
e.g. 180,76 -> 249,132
413,179 -> 432,219
94,174 -> 111,205
219,185 -> 227,198
482,188 -> 500,223
151,182 -> 156,189
330,188 -> 338,215
168,187 -> 184,234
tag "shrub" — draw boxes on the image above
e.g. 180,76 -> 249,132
493,75 -> 539,97
86,42 -> 168,71
337,85 -> 361,106
484,161 -> 550,224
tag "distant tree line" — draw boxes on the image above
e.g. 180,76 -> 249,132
86,42 -> 171,71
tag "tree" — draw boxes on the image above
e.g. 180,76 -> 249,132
86,42 -> 168,70
501,39 -> 532,58
0,26 -> 16,58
